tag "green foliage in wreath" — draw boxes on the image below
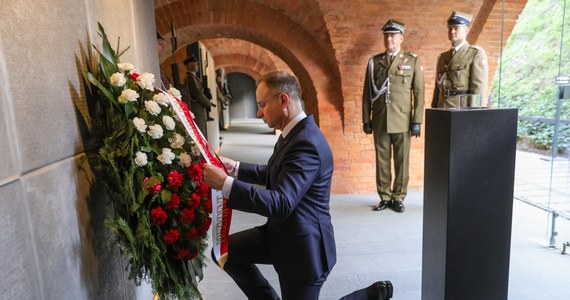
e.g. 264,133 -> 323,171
83,23 -> 212,299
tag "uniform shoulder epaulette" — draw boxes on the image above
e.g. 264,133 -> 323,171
406,51 -> 417,57
469,45 -> 483,52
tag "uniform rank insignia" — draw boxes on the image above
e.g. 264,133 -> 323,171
398,64 -> 411,70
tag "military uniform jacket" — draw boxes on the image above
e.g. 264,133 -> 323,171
184,72 -> 212,118
432,43 -> 488,108
362,50 -> 425,134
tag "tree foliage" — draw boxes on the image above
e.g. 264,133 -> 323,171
491,0 -> 570,152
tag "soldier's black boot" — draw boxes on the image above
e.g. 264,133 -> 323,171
372,200 -> 393,211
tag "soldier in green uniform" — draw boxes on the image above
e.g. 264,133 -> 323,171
432,11 -> 489,108
362,19 -> 425,213
184,54 -> 212,138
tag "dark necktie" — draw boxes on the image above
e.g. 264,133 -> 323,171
274,135 -> 285,151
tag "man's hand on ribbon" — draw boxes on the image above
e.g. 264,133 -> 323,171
220,156 -> 237,174
203,164 -> 228,190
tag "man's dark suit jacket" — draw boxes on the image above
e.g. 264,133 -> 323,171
229,115 -> 336,282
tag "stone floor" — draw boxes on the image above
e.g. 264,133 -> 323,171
189,119 -> 570,300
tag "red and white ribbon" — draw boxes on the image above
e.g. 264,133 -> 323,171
161,89 -> 232,268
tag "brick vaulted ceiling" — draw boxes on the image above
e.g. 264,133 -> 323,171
155,0 -> 342,127
154,0 -> 527,193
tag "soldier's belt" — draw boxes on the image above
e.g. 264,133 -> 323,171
444,90 -> 470,97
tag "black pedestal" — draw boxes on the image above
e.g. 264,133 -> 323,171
422,108 -> 518,300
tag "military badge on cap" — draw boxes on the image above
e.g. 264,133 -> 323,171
382,19 -> 406,34
447,11 -> 473,26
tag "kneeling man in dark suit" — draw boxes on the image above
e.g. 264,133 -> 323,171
203,71 -> 336,300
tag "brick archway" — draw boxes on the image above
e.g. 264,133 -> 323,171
221,68 -> 261,80
155,0 -> 343,128
155,0 -> 528,194
201,38 -> 291,78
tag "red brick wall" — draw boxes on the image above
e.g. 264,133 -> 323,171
155,0 -> 528,194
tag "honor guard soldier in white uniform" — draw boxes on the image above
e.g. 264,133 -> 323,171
432,11 -> 489,108
362,19 -> 425,213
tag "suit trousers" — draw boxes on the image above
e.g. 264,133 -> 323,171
220,226 -> 326,300
373,131 -> 410,201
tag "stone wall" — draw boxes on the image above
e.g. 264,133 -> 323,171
0,0 -> 158,299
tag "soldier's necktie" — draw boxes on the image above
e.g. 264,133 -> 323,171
451,48 -> 456,56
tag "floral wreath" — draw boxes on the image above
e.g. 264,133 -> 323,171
84,23 -> 211,299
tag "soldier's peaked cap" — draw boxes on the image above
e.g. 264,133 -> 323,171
382,19 -> 405,34
447,11 -> 472,26
183,54 -> 198,65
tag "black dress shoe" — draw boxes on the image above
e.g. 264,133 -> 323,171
372,200 -> 393,211
392,201 -> 405,213
366,280 -> 393,300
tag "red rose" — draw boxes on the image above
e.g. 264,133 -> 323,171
198,181 -> 210,196
165,193 -> 180,210
187,164 -> 203,181
203,198 -> 212,214
178,249 -> 198,260
186,227 -> 199,240
198,217 -> 212,235
144,177 -> 162,194
180,208 -> 195,223
167,170 -> 184,190
129,72 -> 139,81
150,207 -> 168,226
189,193 -> 201,209
163,229 -> 179,244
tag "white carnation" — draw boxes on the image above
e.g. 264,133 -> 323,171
110,72 -> 126,87
157,148 -> 175,165
153,93 -> 170,107
136,73 -> 155,91
147,124 -> 164,139
178,152 -> 192,168
169,133 -> 185,149
168,87 -> 182,99
172,112 -> 181,122
132,117 -> 147,133
162,115 -> 176,130
118,89 -> 139,104
145,100 -> 161,116
134,151 -> 148,167
117,62 -> 135,73
191,143 -> 201,156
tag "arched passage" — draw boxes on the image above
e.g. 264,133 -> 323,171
154,0 -> 528,194
155,0 -> 344,128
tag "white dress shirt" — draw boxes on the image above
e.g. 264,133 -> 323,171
221,111 -> 308,198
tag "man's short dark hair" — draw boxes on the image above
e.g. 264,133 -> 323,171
257,71 -> 302,102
